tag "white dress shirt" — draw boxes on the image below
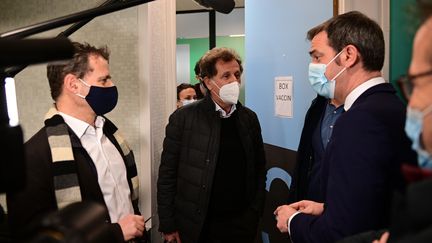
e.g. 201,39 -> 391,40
59,112 -> 134,223
214,101 -> 237,118
344,76 -> 386,111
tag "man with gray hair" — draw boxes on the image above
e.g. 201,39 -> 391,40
158,47 -> 266,243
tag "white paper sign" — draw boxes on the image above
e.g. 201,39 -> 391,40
275,76 -> 293,118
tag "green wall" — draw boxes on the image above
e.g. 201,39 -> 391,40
177,38 -> 209,83
177,36 -> 245,102
390,0 -> 421,100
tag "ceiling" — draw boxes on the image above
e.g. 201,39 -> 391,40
176,0 -> 244,12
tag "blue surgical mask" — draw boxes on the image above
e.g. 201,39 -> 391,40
76,78 -> 118,115
405,105 -> 432,168
308,50 -> 347,98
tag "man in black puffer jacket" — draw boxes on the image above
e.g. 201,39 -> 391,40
157,47 -> 267,243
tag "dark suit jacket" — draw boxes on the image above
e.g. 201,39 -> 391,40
337,176 -> 432,243
6,116 -> 140,242
388,178 -> 432,243
290,83 -> 417,243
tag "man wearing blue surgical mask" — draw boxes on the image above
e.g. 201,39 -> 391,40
401,17 -> 432,168
7,42 -> 146,242
274,11 -> 417,243
371,7 -> 432,243
158,47 -> 266,243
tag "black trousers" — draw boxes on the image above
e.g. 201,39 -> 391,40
199,207 -> 259,243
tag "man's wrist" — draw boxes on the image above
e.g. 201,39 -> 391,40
287,211 -> 301,235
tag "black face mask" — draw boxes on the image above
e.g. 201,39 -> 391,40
77,78 -> 118,115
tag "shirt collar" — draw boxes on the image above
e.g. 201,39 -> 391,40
344,77 -> 386,111
58,112 -> 105,138
213,100 -> 237,118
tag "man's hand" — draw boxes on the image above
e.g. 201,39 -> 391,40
289,200 -> 324,216
372,232 -> 389,243
274,205 -> 298,233
163,231 -> 181,243
118,214 -> 145,241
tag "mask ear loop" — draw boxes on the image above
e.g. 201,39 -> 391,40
330,67 -> 347,81
326,48 -> 345,66
422,103 -> 432,118
211,79 -> 222,90
75,78 -> 90,99
327,49 -> 347,81
210,79 -> 224,101
78,78 -> 91,87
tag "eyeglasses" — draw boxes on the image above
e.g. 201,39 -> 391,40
397,69 -> 432,102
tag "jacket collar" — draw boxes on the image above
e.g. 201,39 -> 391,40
344,77 -> 386,111
349,82 -> 396,110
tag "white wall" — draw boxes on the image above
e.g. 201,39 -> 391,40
138,1 -> 176,242
177,12 -> 209,38
339,0 -> 390,81
176,44 -> 191,84
245,0 -> 333,150
176,8 -> 245,38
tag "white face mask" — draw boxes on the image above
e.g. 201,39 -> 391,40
211,80 -> 240,105
181,99 -> 197,106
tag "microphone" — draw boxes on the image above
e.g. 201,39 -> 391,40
194,0 -> 235,14
0,37 -> 74,67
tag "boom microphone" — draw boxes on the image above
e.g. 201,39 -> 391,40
0,37 -> 74,67
194,0 -> 235,14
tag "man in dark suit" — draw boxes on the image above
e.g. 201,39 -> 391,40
274,11 -> 416,243
6,42 -> 145,242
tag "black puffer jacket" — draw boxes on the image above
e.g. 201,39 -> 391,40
157,95 -> 266,243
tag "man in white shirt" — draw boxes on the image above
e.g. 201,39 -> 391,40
7,42 -> 145,242
274,11 -> 417,243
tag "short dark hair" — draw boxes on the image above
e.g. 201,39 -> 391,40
194,58 -> 202,77
177,83 -> 195,100
417,0 -> 432,21
307,11 -> 384,72
199,47 -> 243,79
47,42 -> 110,101
307,19 -> 331,42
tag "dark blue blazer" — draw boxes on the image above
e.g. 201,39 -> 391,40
290,83 -> 417,243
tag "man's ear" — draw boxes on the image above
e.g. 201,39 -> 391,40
343,44 -> 360,68
64,74 -> 78,94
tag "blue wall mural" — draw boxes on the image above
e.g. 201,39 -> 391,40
245,0 -> 333,150
245,1 -> 333,242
